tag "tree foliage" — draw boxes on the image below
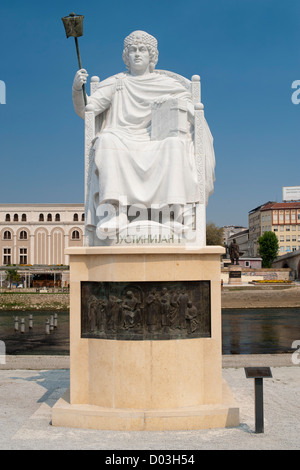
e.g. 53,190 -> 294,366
5,268 -> 21,289
206,222 -> 224,246
258,231 -> 279,268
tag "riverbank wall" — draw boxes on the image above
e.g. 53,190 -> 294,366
0,292 -> 69,311
1,285 -> 300,311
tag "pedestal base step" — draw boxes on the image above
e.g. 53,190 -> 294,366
52,381 -> 239,431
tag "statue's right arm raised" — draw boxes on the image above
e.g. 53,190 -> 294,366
72,68 -> 115,119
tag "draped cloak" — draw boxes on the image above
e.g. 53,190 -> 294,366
72,71 -> 215,230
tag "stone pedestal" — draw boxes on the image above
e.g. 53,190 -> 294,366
228,265 -> 242,286
52,246 -> 239,430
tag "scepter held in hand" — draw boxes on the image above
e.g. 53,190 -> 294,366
62,12 -> 87,106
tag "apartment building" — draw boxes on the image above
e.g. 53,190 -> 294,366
249,201 -> 300,257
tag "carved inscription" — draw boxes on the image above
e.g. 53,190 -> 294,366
81,281 -> 211,340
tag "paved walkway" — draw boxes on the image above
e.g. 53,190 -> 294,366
0,355 -> 299,450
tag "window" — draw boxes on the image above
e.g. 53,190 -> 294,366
273,226 -> 278,232
73,213 -> 79,222
5,214 -> 10,222
3,230 -> 12,240
55,214 -> 60,222
72,230 -> 80,240
292,246 -> 297,252
3,248 -> 11,265
21,214 -> 26,222
285,211 -> 290,223
292,225 -> 296,231
81,213 -> 85,221
286,226 -> 290,232
280,246 -> 285,252
13,214 -> 18,222
19,230 -> 27,240
280,235 -> 284,242
286,246 -> 291,252
47,214 -> 52,222
286,235 -> 290,242
19,248 -> 27,265
39,214 -> 44,222
292,235 -> 297,242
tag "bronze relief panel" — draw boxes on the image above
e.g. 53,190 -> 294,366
81,281 -> 211,340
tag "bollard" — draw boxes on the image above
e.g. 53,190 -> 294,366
54,313 -> 58,328
50,315 -> 54,332
28,314 -> 33,329
45,319 -> 50,335
20,318 -> 25,334
245,367 -> 272,433
14,316 -> 19,332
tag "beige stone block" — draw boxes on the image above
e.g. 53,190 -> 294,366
69,280 -> 89,404
113,340 -> 152,409
69,256 -> 89,282
175,339 -> 204,407
144,254 -> 175,281
203,339 -> 222,404
112,254 -> 146,282
87,254 -> 114,281
88,339 -> 115,408
150,340 -> 178,408
52,381 -> 240,431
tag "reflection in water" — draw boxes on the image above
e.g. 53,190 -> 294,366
1,308 -> 299,356
222,308 -> 300,355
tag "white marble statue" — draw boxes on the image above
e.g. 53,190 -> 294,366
72,30 -> 215,245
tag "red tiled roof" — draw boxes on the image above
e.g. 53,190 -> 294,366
261,202 -> 300,211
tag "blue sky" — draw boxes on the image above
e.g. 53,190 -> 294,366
0,0 -> 299,227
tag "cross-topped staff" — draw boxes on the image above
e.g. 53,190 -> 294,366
62,12 -> 87,106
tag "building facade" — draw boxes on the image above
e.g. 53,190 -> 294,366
0,204 -> 85,267
249,201 -> 300,257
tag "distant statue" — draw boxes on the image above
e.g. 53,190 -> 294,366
72,30 -> 216,244
229,239 -> 240,265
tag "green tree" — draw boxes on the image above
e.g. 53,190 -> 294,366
5,268 -> 21,289
206,222 -> 224,246
258,231 -> 279,268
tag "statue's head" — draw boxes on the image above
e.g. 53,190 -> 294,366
123,30 -> 159,73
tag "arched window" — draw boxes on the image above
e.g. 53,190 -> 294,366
72,230 -> 80,240
39,214 -> 44,222
81,213 -> 85,221
5,214 -> 10,222
73,213 -> 79,222
21,214 -> 27,222
13,214 -> 18,222
19,230 -> 28,240
47,214 -> 52,222
3,230 -> 12,240
55,213 -> 60,222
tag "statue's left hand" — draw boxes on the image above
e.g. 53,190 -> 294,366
152,94 -> 172,106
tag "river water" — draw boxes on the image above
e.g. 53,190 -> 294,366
222,308 -> 300,355
0,308 -> 299,355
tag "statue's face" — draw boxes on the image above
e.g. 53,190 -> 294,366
127,43 -> 150,76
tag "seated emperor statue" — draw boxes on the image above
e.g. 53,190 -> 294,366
72,30 -> 215,240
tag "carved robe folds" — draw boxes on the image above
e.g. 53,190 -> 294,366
74,72 -> 206,230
